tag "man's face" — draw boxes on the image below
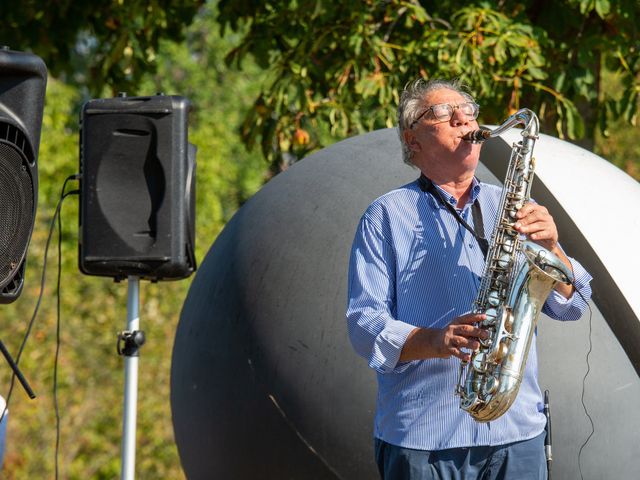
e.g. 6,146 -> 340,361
404,88 -> 481,177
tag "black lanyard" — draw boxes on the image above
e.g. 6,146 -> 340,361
418,175 -> 489,259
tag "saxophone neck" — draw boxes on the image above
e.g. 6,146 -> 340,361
495,108 -> 540,139
463,108 -> 540,144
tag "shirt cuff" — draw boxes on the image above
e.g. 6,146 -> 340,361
369,320 -> 417,374
545,256 -> 592,316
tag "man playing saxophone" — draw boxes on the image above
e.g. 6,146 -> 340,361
346,78 -> 592,479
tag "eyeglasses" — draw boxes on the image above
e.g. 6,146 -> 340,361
410,102 -> 480,128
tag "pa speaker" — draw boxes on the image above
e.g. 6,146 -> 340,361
0,48 -> 47,304
79,94 -> 196,281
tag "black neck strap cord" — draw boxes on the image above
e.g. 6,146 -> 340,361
418,174 -> 489,259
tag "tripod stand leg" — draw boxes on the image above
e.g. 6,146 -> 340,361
0,339 -> 36,399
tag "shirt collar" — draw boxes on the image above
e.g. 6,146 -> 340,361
419,176 -> 482,209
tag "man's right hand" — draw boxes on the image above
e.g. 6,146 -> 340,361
399,313 -> 488,362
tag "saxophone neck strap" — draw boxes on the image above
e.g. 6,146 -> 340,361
418,174 -> 489,259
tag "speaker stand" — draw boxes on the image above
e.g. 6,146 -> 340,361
117,277 -> 146,480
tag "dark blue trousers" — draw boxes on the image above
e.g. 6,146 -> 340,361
375,432 -> 547,480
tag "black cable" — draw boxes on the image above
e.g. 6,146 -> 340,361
54,184 -> 64,480
53,184 -> 79,480
0,175 -> 79,450
575,288 -> 594,480
541,264 -> 594,480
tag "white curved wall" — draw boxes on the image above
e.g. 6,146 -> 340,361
497,129 -> 639,322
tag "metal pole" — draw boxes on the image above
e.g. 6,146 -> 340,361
544,389 -> 553,480
121,276 -> 140,480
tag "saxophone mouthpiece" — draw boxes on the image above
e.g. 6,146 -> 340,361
462,128 -> 492,144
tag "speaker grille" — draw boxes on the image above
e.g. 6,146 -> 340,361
0,126 -> 34,289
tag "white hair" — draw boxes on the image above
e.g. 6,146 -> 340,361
397,78 -> 476,165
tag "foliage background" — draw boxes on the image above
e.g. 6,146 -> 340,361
0,0 -> 637,478
217,0 -> 640,174
0,4 -> 266,479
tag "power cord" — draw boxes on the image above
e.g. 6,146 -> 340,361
575,287 -> 594,480
541,264 -> 594,480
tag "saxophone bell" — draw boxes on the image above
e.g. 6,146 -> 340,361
462,128 -> 492,144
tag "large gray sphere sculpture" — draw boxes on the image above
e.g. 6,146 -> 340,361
171,128 -> 640,479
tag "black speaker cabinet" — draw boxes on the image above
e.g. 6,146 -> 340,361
79,94 -> 196,281
0,48 -> 47,303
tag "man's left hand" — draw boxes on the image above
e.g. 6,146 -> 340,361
514,201 -> 575,298
514,202 -> 558,251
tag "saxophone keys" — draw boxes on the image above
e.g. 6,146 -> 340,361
503,313 -> 514,332
487,290 -> 501,307
501,239 -> 514,253
482,308 -> 498,327
479,336 -> 493,348
473,376 -> 483,392
472,352 -> 488,373
483,376 -> 498,395
496,338 -> 510,361
488,336 -> 510,363
502,221 -> 518,235
508,203 -> 523,218
460,392 -> 479,410
497,253 -> 511,269
455,361 -> 467,396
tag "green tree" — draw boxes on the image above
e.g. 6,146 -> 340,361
218,0 -> 640,176
0,0 -> 204,95
595,69 -> 640,178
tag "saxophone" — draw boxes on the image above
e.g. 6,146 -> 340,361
455,109 -> 573,422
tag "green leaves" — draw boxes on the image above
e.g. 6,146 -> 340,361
0,0 -> 204,96
216,0 -> 640,173
573,0 -> 611,17
6,0 -> 637,175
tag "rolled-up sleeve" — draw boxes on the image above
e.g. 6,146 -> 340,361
346,214 -> 416,374
542,255 -> 593,320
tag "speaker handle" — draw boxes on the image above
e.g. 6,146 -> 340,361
185,143 -> 197,270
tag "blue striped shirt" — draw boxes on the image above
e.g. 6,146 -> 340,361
346,177 -> 592,450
